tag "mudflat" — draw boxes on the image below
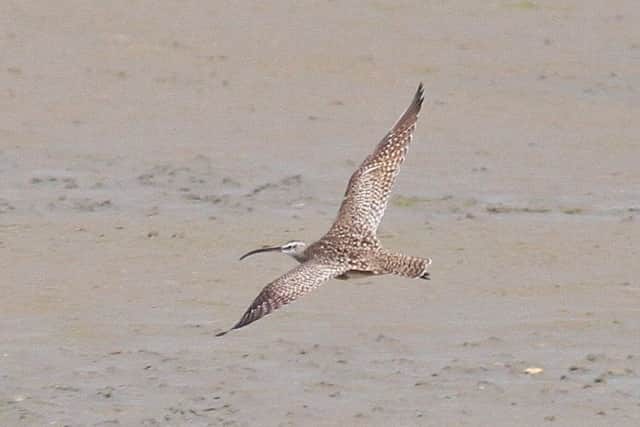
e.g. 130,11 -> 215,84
1,2 -> 639,426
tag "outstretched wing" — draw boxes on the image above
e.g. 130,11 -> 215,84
328,83 -> 424,237
217,260 -> 348,335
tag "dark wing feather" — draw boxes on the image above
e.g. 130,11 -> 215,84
328,83 -> 425,237
217,261 -> 347,335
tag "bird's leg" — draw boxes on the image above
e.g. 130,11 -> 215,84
375,250 -> 432,280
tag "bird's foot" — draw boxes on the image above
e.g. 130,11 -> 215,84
419,257 -> 432,280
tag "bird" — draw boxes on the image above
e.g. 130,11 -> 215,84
217,83 -> 431,336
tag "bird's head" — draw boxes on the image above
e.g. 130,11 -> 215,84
239,240 -> 307,262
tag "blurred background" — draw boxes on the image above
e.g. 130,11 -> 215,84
1,1 -> 639,426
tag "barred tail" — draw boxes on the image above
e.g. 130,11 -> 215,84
377,250 -> 432,279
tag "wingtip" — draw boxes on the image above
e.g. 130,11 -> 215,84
415,82 -> 425,109
400,82 -> 424,122
215,320 -> 245,336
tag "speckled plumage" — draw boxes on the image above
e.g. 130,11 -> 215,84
328,83 -> 424,239
218,84 -> 431,336
221,260 -> 348,333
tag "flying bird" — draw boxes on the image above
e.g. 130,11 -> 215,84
217,83 -> 432,336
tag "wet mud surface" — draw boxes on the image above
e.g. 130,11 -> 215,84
1,1 -> 639,426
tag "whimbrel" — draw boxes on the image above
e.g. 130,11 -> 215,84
217,83 -> 431,336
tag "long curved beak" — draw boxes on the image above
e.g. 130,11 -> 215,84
239,245 -> 282,261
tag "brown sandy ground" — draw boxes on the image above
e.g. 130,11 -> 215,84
1,1 -> 639,426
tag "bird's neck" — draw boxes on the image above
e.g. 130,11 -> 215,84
289,252 -> 308,263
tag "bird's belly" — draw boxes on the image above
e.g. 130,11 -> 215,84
336,270 -> 377,280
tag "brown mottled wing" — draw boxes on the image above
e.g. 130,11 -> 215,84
328,83 -> 425,237
217,261 -> 348,335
